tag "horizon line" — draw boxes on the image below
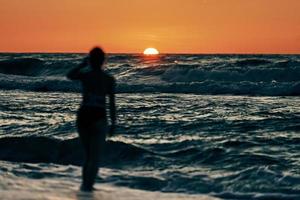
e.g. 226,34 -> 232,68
0,51 -> 299,55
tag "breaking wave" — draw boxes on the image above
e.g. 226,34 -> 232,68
0,137 -> 150,167
0,55 -> 299,96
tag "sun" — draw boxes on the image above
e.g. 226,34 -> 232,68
143,48 -> 159,55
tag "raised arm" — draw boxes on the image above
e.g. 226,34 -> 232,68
66,57 -> 88,80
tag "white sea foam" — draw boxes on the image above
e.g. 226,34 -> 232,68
0,168 -> 218,200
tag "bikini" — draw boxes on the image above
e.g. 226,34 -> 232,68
77,94 -> 107,128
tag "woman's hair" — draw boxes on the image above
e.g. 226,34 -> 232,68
89,47 -> 106,69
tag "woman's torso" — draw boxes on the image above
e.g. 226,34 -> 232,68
78,70 -> 114,121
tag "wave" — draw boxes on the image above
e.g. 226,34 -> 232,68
234,58 -> 273,66
1,136 -> 300,197
0,137 -> 151,167
0,136 -> 291,168
0,55 -> 299,96
1,74 -> 299,96
1,57 -> 300,81
0,58 -> 76,77
0,58 -> 44,76
139,60 -> 300,83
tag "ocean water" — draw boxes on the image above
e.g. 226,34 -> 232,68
0,53 -> 300,199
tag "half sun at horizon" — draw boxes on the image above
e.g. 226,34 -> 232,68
1,0 -> 300,199
143,48 -> 159,55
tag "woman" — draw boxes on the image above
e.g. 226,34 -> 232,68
67,47 -> 116,192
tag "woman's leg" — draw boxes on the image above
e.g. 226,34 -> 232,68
84,120 -> 107,190
77,109 -> 93,191
78,125 -> 91,190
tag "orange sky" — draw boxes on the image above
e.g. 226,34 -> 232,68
0,0 -> 299,53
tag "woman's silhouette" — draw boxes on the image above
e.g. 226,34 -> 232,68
67,47 -> 116,192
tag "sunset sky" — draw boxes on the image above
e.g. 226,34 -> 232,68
0,0 -> 299,53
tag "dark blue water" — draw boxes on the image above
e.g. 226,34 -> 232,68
0,54 -> 300,199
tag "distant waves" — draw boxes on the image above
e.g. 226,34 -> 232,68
0,73 -> 299,96
0,54 -> 299,96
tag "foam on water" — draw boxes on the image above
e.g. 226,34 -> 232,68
0,167 -> 217,200
1,90 -> 300,199
0,53 -> 300,199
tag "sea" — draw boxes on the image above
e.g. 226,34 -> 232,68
0,53 -> 300,199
